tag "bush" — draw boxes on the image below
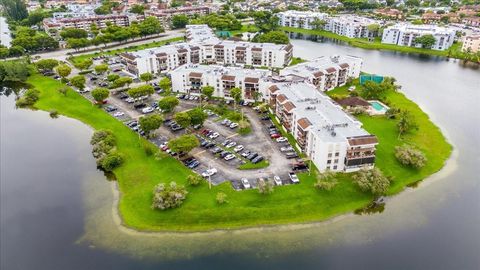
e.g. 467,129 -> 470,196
151,182 -> 188,210
238,120 -> 251,135
16,88 -> 39,107
353,168 -> 390,196
142,141 -> 157,156
49,109 -> 59,118
186,174 -> 203,186
101,151 -> 124,172
395,144 -> 427,169
258,178 -> 274,194
216,192 -> 228,204
90,130 -> 115,146
314,171 -> 338,191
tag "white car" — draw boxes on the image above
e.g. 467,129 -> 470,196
224,154 -> 235,161
209,132 -> 219,139
273,175 -> 282,186
229,123 -> 238,129
280,146 -> 294,152
289,173 -> 299,184
241,178 -> 251,189
276,137 -> 288,143
142,107 -> 154,114
226,141 -> 237,148
233,145 -> 244,152
202,168 -> 217,177
125,97 -> 135,103
113,111 -> 124,117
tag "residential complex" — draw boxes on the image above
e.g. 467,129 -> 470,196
462,35 -> 480,53
280,55 -> 363,91
170,64 -> 270,100
120,25 -> 293,76
267,81 -> 378,172
145,6 -> 210,28
43,14 -> 130,33
381,23 -> 456,50
277,10 -> 328,29
276,11 -> 380,38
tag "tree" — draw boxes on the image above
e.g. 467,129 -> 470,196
76,59 -> 93,71
314,171 -> 338,191
216,192 -> 228,204
397,110 -> 418,138
353,168 -> 390,196
35,59 -> 59,71
94,64 -> 108,75
66,38 -> 90,50
0,47 -> 9,59
252,11 -> 279,33
395,144 -> 427,168
127,84 -> 154,98
258,178 -> 274,194
60,28 -> 88,39
91,87 -> 110,103
168,134 -> 200,154
159,77 -> 171,92
56,64 -> 71,79
113,77 -> 134,88
101,151 -> 124,172
151,182 -> 188,210
367,24 -> 380,35
414,34 -> 436,49
186,174 -> 203,186
15,88 -> 39,107
0,0 -> 28,21
138,16 -> 164,36
172,14 -> 189,29
360,81 -> 387,100
252,31 -> 290,44
70,75 -> 86,91
0,61 -> 30,82
140,72 -> 153,82
230,87 -> 242,110
187,107 -> 208,126
174,111 -> 191,128
107,73 -> 120,82
139,114 -> 163,136
201,85 -> 214,102
311,18 -> 327,30
129,4 -> 145,14
158,96 -> 179,113
58,86 -> 68,96
8,45 -> 24,57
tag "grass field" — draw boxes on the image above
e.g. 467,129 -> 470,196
281,26 -> 474,61
28,74 -> 451,231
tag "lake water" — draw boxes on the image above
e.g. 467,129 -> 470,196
1,37 -> 480,269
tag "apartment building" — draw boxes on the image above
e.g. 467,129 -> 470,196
145,6 -> 210,28
43,14 -> 130,33
280,55 -> 363,91
381,23 -> 455,50
462,35 -> 480,53
267,81 -> 378,172
120,25 -> 293,76
276,10 -> 329,29
170,64 -> 271,100
324,15 -> 379,38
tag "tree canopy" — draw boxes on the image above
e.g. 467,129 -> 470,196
158,96 -> 179,113
35,59 -> 59,71
127,84 -> 154,98
168,134 -> 199,153
415,34 -> 436,49
139,114 -> 163,135
252,31 -> 290,44
140,72 -> 153,82
151,182 -> 188,210
56,64 -> 71,78
353,168 -> 390,196
171,14 -> 189,29
70,75 -> 86,91
91,87 -> 110,103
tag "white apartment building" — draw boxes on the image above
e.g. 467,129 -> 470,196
276,10 -> 329,29
170,64 -> 271,101
280,55 -> 363,91
43,14 -> 130,33
145,6 -> 210,29
120,25 -> 293,76
324,15 -> 379,38
267,81 -> 378,172
381,24 -> 456,50
462,35 -> 480,53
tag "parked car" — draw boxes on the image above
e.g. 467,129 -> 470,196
222,139 -> 231,146
229,123 -> 238,129
142,107 -> 154,114
205,142 -> 215,148
134,103 -> 146,109
276,137 -> 288,143
211,147 -> 222,154
202,168 -> 217,177
280,146 -> 294,152
209,132 -> 219,139
271,133 -> 281,139
285,152 -> 298,159
233,145 -> 244,152
241,178 -> 251,189
104,105 -> 117,112
226,141 -> 237,148
125,97 -> 135,103
188,160 -> 200,169
224,154 -> 235,161
113,111 -> 124,117
251,155 -> 264,164
273,176 -> 282,186
118,92 -> 129,99
289,172 -> 300,184
241,150 -> 251,158
247,152 -> 258,160
220,151 -> 230,158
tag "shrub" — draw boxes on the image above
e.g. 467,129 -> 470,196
216,192 -> 228,204
258,178 -> 274,194
16,88 -> 39,107
395,144 -> 427,169
142,141 -> 157,156
186,174 -> 203,186
101,151 -> 124,172
353,168 -> 390,196
152,182 -> 188,210
314,171 -> 338,191
49,109 -> 59,118
90,130 -> 115,146
238,120 -> 251,135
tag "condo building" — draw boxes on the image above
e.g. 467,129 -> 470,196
276,10 -> 329,29
43,14 -> 130,33
120,25 -> 293,76
267,81 -> 378,172
170,64 -> 271,100
462,35 -> 480,53
324,15 -> 379,38
381,23 -> 455,50
145,6 -> 210,28
280,55 -> 363,91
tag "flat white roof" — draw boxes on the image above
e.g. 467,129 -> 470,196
170,64 -> 271,78
386,23 -> 455,35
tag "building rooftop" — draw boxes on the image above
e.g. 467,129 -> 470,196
385,23 -> 455,35
281,55 -> 362,78
170,64 -> 271,79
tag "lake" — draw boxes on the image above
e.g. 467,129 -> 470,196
1,37 -> 479,269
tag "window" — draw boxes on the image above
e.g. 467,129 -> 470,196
327,160 -> 332,164
334,159 -> 339,163
335,152 -> 340,157
333,165 -> 337,170
328,153 -> 332,158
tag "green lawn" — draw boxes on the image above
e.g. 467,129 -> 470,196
69,37 -> 184,66
238,159 -> 269,170
28,74 -> 451,231
289,57 -> 307,66
281,26 -> 471,61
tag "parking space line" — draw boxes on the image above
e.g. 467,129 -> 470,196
226,133 -> 239,139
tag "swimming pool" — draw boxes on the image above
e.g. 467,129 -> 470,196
368,100 -> 389,115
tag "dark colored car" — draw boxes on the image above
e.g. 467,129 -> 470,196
105,105 -> 117,112
133,103 -> 146,109
251,155 -> 264,164
247,152 -> 258,160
